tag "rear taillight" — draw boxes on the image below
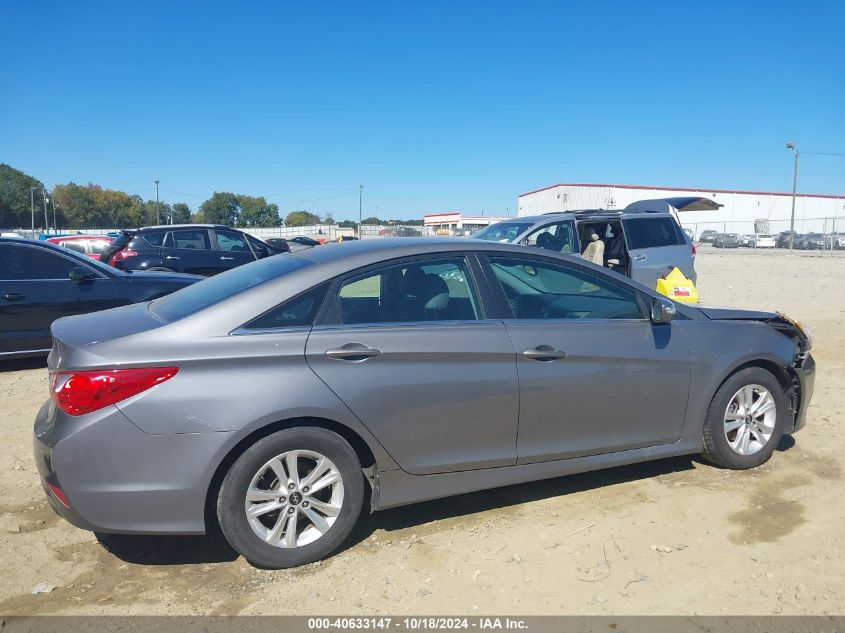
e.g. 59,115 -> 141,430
109,249 -> 137,267
48,483 -> 71,508
691,244 -> 697,256
50,367 -> 178,416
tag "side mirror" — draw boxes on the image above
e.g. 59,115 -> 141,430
68,266 -> 94,282
651,297 -> 676,324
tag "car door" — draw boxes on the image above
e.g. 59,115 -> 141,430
481,253 -> 690,464
0,243 -> 117,354
623,216 -> 693,287
162,228 -> 217,275
520,219 -> 579,255
213,229 -> 258,271
305,254 -> 519,475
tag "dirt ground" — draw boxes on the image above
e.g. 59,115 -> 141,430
1,246 -> 843,616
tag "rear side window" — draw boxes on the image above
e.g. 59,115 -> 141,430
244,282 -> 330,330
164,229 -> 211,250
150,255 -> 309,322
625,218 -> 682,249
140,232 -> 166,247
60,241 -> 86,254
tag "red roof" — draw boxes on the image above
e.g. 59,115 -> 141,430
518,182 -> 843,200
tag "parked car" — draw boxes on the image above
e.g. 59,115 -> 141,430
776,231 -> 798,248
739,234 -> 754,247
713,233 -> 740,248
0,237 -> 200,358
34,238 -> 814,568
263,238 -> 291,253
749,234 -> 776,248
473,203 -> 698,287
288,236 -> 323,247
825,232 -> 845,250
46,234 -> 114,260
797,233 -> 825,250
699,229 -> 718,243
101,224 -> 285,276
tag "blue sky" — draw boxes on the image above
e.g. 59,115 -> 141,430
2,1 -> 843,220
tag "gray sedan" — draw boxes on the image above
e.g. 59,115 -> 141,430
34,239 -> 815,568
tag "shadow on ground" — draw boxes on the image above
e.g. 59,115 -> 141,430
97,454 -> 698,566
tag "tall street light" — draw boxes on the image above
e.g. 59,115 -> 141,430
43,192 -> 50,233
786,142 -> 800,251
154,180 -> 161,225
30,186 -> 39,234
358,184 -> 364,237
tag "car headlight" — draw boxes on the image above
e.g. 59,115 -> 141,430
778,312 -> 813,351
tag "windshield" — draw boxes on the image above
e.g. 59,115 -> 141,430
150,255 -> 310,322
472,222 -> 535,242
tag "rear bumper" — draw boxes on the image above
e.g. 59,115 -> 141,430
791,352 -> 815,433
33,400 -> 244,535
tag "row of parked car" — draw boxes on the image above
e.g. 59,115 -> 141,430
699,229 -> 844,250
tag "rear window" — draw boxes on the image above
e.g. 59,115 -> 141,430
625,217 -> 682,249
150,255 -> 310,322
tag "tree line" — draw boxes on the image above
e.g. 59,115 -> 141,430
0,164 -> 422,230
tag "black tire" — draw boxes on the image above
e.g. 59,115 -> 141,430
217,427 -> 365,568
146,266 -> 175,273
701,367 -> 787,469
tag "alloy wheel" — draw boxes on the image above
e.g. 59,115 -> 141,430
723,384 -> 777,456
244,450 -> 344,548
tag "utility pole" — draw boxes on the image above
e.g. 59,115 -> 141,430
786,142 -> 799,251
30,187 -> 36,234
52,199 -> 57,231
155,180 -> 161,224
358,184 -> 364,237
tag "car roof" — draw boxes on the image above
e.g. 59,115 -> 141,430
500,209 -> 677,225
138,224 -> 228,231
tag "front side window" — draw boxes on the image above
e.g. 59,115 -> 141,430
216,230 -> 249,252
332,257 -> 480,325
625,218 -> 681,249
487,256 -> 643,320
472,222 -> 535,243
524,221 -> 577,254
140,231 -> 166,247
165,229 -> 211,250
0,245 -> 78,280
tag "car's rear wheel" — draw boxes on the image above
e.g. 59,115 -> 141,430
217,427 -> 365,568
701,367 -> 787,469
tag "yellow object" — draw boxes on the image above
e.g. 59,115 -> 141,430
655,267 -> 699,304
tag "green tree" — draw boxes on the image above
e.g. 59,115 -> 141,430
199,191 -> 241,225
322,213 -> 335,225
285,210 -> 321,227
171,202 -> 192,224
361,216 -> 382,225
239,196 -> 280,227
337,219 -> 358,229
0,164 -> 46,228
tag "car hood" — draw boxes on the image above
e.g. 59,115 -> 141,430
699,307 -> 777,321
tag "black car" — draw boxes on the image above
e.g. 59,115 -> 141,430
797,233 -> 825,250
713,233 -> 740,248
776,231 -> 798,248
0,237 -> 200,358
698,229 -> 718,243
263,238 -> 291,252
103,224 -> 285,276
288,236 -> 322,247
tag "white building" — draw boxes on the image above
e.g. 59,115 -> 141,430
517,183 -> 845,236
424,212 -> 511,236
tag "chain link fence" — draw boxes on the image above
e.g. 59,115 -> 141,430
682,216 -> 844,251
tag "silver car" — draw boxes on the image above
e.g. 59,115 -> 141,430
472,197 -> 714,287
34,239 -> 814,568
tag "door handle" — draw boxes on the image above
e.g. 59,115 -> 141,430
220,256 -> 235,261
325,343 -> 382,362
633,254 -> 647,262
522,345 -> 567,361
165,255 -> 181,260
3,293 -> 25,301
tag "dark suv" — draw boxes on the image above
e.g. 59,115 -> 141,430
104,224 -> 285,276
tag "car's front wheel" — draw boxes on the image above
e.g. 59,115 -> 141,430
217,427 -> 365,568
701,367 -> 787,469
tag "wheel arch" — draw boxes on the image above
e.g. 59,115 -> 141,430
203,416 -> 378,532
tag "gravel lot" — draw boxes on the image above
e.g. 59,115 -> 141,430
1,246 -> 843,616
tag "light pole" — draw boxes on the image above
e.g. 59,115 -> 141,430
358,184 -> 364,237
30,186 -> 38,234
154,180 -> 161,225
43,192 -> 50,233
786,142 -> 799,251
